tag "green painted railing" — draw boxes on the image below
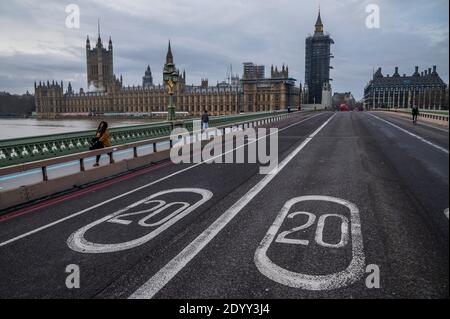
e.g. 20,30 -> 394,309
183,111 -> 285,132
0,111 -> 286,167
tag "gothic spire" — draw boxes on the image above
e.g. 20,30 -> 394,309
97,19 -> 102,46
166,40 -> 173,64
145,65 -> 152,76
315,8 -> 324,34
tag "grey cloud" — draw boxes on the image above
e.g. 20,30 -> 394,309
0,0 -> 448,100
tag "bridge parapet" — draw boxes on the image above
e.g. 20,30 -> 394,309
0,111 -> 286,168
0,109 -> 302,210
0,122 -> 173,168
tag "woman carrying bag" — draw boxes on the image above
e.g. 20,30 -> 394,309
90,121 -> 112,167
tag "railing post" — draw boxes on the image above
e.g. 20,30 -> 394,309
133,146 -> 138,158
42,166 -> 48,181
80,158 -> 85,172
153,143 -> 157,153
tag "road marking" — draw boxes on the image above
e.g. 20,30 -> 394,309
254,196 -> 365,291
128,113 -> 336,299
368,113 -> 449,155
0,112 -> 326,248
67,188 -> 212,253
315,213 -> 350,249
445,208 -> 449,219
378,112 -> 449,133
275,211 -> 316,246
412,121 -> 449,133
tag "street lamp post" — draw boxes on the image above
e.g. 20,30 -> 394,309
163,59 -> 179,122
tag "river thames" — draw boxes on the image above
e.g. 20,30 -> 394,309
0,118 -> 161,140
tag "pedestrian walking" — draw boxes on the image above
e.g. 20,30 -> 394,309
201,110 -> 209,129
412,105 -> 419,125
90,121 -> 112,167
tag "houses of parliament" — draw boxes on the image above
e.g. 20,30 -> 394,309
34,28 -> 302,118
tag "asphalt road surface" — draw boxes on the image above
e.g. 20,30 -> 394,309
0,111 -> 448,299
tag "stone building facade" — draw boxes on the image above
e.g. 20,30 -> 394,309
364,66 -> 448,110
241,65 -> 301,112
35,33 -> 302,118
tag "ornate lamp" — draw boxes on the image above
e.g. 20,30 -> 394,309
163,56 -> 179,121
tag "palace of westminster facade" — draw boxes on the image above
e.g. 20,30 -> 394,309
35,31 -> 302,118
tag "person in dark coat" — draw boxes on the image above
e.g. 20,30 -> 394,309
201,110 -> 209,129
412,105 -> 419,125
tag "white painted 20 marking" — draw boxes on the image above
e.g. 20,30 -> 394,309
67,188 -> 213,254
275,212 -> 349,249
255,195 -> 365,291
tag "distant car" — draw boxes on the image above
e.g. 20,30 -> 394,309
339,104 -> 349,112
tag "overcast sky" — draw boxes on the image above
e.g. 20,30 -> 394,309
0,0 -> 448,99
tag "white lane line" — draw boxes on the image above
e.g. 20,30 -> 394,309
128,113 -> 336,299
445,208 -> 449,219
0,113 -> 328,248
368,113 -> 449,155
410,122 -> 449,134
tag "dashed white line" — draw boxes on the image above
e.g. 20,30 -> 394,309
368,113 -> 449,155
128,113 -> 336,299
0,112 -> 327,248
